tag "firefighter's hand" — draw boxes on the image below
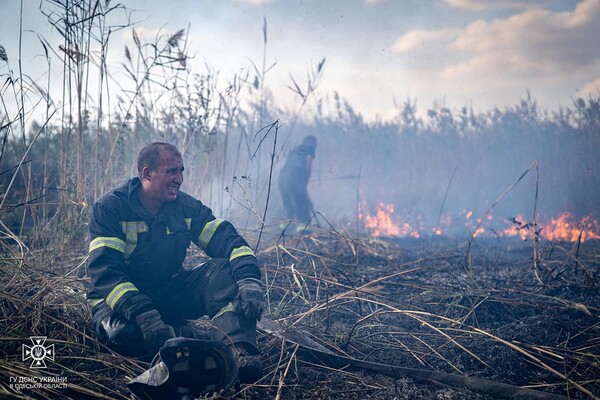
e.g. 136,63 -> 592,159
234,278 -> 264,320
135,309 -> 176,354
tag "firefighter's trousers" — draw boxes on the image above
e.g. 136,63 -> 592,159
278,171 -> 312,223
90,258 -> 257,357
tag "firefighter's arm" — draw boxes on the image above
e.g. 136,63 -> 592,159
190,203 -> 261,282
191,203 -> 264,320
305,154 -> 314,178
87,198 -> 155,321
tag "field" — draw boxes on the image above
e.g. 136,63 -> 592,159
1,230 -> 598,399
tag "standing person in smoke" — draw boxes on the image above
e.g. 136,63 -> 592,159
278,135 -> 318,234
86,142 -> 264,384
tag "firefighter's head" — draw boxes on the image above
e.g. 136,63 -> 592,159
137,142 -> 184,211
302,135 -> 317,149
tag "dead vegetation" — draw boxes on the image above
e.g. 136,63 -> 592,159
1,230 -> 598,399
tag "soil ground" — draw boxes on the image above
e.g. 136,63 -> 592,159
1,233 -> 598,399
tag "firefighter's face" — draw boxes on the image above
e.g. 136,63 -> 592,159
145,150 -> 184,204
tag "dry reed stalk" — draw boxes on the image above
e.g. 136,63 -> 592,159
255,120 -> 280,252
1,230 -> 598,399
274,343 -> 299,400
465,160 -> 539,279
258,232 -> 598,398
0,248 -> 148,399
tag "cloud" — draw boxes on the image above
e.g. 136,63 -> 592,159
444,0 -> 549,11
237,0 -> 274,3
449,0 -> 600,76
392,0 -> 600,85
364,0 -> 386,4
579,77 -> 600,98
392,29 -> 459,53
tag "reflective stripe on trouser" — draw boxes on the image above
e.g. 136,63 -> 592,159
90,299 -> 257,356
89,259 -> 258,355
157,259 -> 257,351
211,304 -> 258,351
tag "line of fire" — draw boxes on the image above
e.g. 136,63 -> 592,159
359,203 -> 599,242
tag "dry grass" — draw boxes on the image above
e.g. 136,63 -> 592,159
1,228 -> 598,399
0,251 -> 149,399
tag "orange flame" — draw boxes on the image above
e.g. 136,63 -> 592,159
462,210 -> 492,237
363,203 -> 400,237
472,227 -> 486,237
432,213 -> 453,236
542,212 -> 600,242
502,215 -> 530,241
360,202 -> 420,238
360,202 -> 598,242
502,212 -> 599,242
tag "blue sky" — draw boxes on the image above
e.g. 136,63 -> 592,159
1,0 -> 599,121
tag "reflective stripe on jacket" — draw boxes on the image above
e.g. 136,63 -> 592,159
86,177 -> 260,320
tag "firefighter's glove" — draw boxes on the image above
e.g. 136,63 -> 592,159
234,278 -> 264,321
135,309 -> 176,354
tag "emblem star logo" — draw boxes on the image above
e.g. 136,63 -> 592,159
22,336 -> 54,368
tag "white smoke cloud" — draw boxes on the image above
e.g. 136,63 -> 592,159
444,0 -> 550,11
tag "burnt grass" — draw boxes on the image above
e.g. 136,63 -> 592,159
246,234 -> 600,400
1,233 -> 599,399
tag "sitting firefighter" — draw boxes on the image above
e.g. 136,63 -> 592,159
86,142 -> 264,385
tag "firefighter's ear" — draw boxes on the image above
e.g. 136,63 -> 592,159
141,166 -> 153,181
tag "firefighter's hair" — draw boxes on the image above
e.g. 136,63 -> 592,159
137,142 -> 181,177
302,135 -> 317,147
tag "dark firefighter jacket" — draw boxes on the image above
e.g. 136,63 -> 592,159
86,177 -> 260,321
280,143 -> 315,183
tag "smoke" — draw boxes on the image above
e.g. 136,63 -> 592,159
257,98 -> 599,237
